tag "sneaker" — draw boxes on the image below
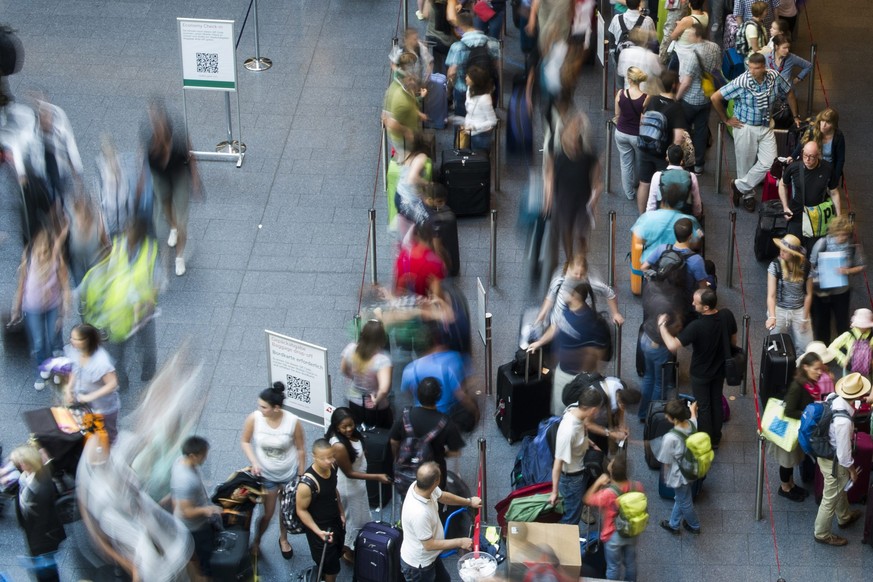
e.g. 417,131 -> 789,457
682,520 -> 701,534
838,509 -> 864,529
40,369 -> 51,379
167,228 -> 178,248
580,506 -> 596,525
175,257 -> 186,276
814,533 -> 848,546
778,487 -> 805,503
415,9 -> 425,20
659,520 -> 680,535
34,381 -> 45,391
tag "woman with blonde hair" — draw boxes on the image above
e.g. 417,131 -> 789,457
340,320 -> 393,428
613,67 -> 651,203
792,108 -> 845,190
766,234 -> 813,350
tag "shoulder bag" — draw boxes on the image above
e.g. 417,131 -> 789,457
720,311 -> 746,386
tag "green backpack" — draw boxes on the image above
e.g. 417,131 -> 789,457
609,483 -> 649,538
672,428 -> 714,480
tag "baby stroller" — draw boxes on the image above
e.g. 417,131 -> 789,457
23,403 -> 109,524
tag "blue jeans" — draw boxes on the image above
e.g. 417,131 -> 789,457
470,131 -> 492,152
453,88 -> 467,117
401,557 -> 450,582
605,530 -> 637,581
558,471 -> 588,524
638,333 -> 671,421
474,7 -> 505,39
669,483 -> 700,530
23,308 -> 62,372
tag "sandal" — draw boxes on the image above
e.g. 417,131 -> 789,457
280,539 -> 294,560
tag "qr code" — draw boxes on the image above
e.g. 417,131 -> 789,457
196,52 -> 219,74
286,375 -> 311,404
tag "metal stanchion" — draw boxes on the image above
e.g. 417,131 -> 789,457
402,0 -> 408,30
740,314 -> 751,396
613,321 -> 622,377
806,43 -> 817,117
382,124 -> 390,193
754,433 -> 765,520
368,209 -> 378,284
715,122 -> 725,194
602,40 -> 610,110
604,119 -> 613,195
353,314 -> 362,341
484,313 -> 493,395
216,92 -> 246,153
727,210 -> 737,288
498,39 -> 505,109
478,438 -> 488,520
607,210 -> 616,287
849,210 -> 856,225
244,0 -> 273,71
492,121 -> 502,192
490,209 -> 498,287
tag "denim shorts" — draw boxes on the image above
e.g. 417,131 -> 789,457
261,479 -> 287,490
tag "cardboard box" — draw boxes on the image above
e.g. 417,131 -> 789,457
506,521 -> 581,580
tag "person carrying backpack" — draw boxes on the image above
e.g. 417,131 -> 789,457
645,145 -> 702,217
810,373 -> 871,546
735,1 -> 769,57
607,0 -> 655,62
390,377 -> 465,495
446,12 -> 500,117
642,219 -> 710,318
655,399 -> 702,535
583,453 -> 646,581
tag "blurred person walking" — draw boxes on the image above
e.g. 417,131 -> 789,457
66,196 -> 107,288
10,444 -> 66,582
146,99 -> 199,277
30,97 -> 83,206
63,323 -> 120,442
11,226 -> 71,390
241,382 -> 306,558
340,320 -> 394,428
613,67 -> 650,202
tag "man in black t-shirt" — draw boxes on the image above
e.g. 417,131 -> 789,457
637,70 -> 688,214
779,141 -> 841,252
390,377 -> 465,491
657,288 -> 737,447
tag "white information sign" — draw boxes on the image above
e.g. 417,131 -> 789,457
178,18 -> 237,91
265,330 -> 330,428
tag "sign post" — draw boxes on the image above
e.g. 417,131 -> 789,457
177,18 -> 245,167
265,330 -> 331,428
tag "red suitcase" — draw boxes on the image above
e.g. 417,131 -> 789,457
762,172 -> 780,202
815,431 -> 873,505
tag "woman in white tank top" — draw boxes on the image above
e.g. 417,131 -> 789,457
241,382 -> 306,558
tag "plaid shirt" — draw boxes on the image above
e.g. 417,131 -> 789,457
445,31 -> 501,93
720,69 -> 791,126
678,41 -> 721,106
733,0 -> 780,27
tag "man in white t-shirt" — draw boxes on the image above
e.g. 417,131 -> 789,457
400,462 -> 481,582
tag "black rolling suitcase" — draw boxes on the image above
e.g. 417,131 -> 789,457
759,333 -> 796,405
643,401 -> 673,470
354,489 -> 403,582
211,526 -> 253,581
441,149 -> 490,216
755,200 -> 789,262
495,350 -> 552,443
428,203 -> 460,276
361,427 -> 393,510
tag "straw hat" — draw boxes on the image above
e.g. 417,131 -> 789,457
835,372 -> 872,401
851,308 -> 873,329
796,341 -> 835,366
772,234 -> 806,259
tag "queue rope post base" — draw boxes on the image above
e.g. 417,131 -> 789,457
243,0 -> 273,71
726,210 -> 737,288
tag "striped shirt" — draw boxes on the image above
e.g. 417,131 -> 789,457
719,69 -> 791,126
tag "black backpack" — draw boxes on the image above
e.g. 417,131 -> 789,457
561,371 -> 607,407
648,244 -> 689,287
612,14 -> 645,60
393,408 -> 446,496
466,41 -> 498,86
0,25 -> 24,76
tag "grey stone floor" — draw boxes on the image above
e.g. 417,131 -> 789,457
0,0 -> 872,580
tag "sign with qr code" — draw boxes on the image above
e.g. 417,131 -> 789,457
265,330 -> 331,428
177,18 -> 236,90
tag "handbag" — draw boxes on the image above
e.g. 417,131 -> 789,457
473,0 -> 497,22
693,51 -> 723,99
761,398 -> 801,452
720,312 -> 745,386
583,283 -> 613,362
769,100 -> 793,130
450,399 -> 480,433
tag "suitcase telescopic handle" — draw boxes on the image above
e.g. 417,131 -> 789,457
524,349 -> 544,383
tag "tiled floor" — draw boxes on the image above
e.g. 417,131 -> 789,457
1,0 -> 872,580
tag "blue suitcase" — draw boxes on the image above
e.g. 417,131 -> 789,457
354,494 -> 403,582
722,48 -> 744,81
506,75 -> 533,157
423,73 -> 448,129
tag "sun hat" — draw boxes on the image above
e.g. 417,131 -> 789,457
850,308 -> 873,329
835,372 -> 872,400
796,341 -> 835,366
772,234 -> 806,259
